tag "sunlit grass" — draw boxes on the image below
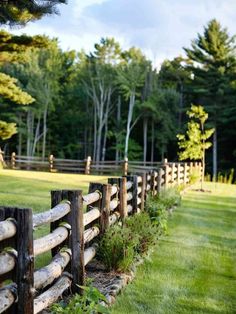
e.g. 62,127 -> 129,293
111,182 -> 236,314
0,169 -> 109,268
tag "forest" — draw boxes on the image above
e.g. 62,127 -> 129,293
0,19 -> 236,178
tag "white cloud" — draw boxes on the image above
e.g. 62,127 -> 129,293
5,0 -> 236,65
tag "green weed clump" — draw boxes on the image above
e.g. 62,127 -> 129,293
146,187 -> 181,234
98,188 -> 181,272
51,281 -> 108,314
124,212 -> 158,255
98,224 -> 139,272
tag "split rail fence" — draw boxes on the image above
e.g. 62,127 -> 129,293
3,153 -> 181,175
0,161 -> 202,314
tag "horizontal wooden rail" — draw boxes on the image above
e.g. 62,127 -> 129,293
126,181 -> 133,190
0,250 -> 17,276
0,219 -> 16,241
111,185 -> 118,196
84,246 -> 97,266
83,192 -> 101,206
34,275 -> 72,314
84,227 -> 100,244
83,208 -> 100,227
109,211 -> 120,226
110,199 -> 119,211
33,202 -> 70,228
0,284 -> 16,313
34,226 -> 69,256
127,192 -> 133,201
34,250 -> 71,290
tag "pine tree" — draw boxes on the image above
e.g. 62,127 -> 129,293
0,0 -> 67,26
184,19 -> 236,177
0,30 -> 50,140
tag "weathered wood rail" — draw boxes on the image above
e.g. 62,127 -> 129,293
1,153 -> 200,177
0,161 -> 202,314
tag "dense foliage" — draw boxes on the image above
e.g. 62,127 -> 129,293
0,0 -> 66,26
0,19 -> 236,176
98,187 -> 181,272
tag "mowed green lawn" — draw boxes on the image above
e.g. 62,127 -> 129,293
0,169 -> 108,213
0,169 -> 108,267
111,182 -> 236,314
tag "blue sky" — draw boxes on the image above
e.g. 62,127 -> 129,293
8,0 -> 236,67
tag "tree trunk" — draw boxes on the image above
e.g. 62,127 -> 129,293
42,103 -> 48,160
101,119 -> 108,162
124,92 -> 135,159
178,80 -> 183,130
213,127 -> 217,180
32,116 -> 41,156
27,110 -> 34,157
151,119 -> 154,164
17,112 -> 23,156
115,96 -> 121,162
93,104 -> 97,162
143,116 -> 148,165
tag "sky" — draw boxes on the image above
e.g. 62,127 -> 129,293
7,0 -> 236,67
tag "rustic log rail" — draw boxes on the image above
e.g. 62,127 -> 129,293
3,153 -> 203,178
0,161 -> 202,314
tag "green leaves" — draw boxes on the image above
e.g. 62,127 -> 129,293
0,0 -> 67,27
0,72 -> 34,105
177,104 -> 214,161
0,120 -> 17,140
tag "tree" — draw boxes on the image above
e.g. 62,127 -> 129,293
0,30 -> 51,141
184,19 -> 236,178
82,38 -> 121,163
177,105 -> 214,188
0,0 -> 67,26
117,47 -> 150,159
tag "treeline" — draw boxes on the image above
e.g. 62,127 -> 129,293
0,19 -> 236,175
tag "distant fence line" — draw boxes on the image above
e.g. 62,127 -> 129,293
0,160 -> 202,313
1,153 -> 201,176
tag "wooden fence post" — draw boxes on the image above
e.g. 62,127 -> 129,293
11,152 -> 16,169
0,147 -> 6,168
150,171 -> 158,196
123,158 -> 128,176
0,206 -> 34,314
183,163 -> 188,185
49,154 -> 54,172
85,156 -> 91,175
141,173 -> 146,211
51,190 -> 85,294
108,177 -> 128,220
101,184 -> 112,234
16,208 -> 34,314
171,163 -> 176,184
157,168 -> 164,194
65,190 -> 85,293
177,163 -> 181,185
126,175 -> 138,214
164,163 -> 170,188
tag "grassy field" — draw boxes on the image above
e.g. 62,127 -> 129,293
0,169 -> 108,267
0,169 -> 108,213
111,182 -> 236,314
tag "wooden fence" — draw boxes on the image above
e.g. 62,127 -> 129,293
0,161 -> 202,314
1,153 -> 193,176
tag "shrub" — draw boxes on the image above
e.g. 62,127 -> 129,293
146,187 -> 181,234
51,280 -> 108,314
124,212 -> 158,255
97,224 -> 139,272
158,187 -> 181,210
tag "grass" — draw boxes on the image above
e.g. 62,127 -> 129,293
111,182 -> 236,314
0,169 -> 108,268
